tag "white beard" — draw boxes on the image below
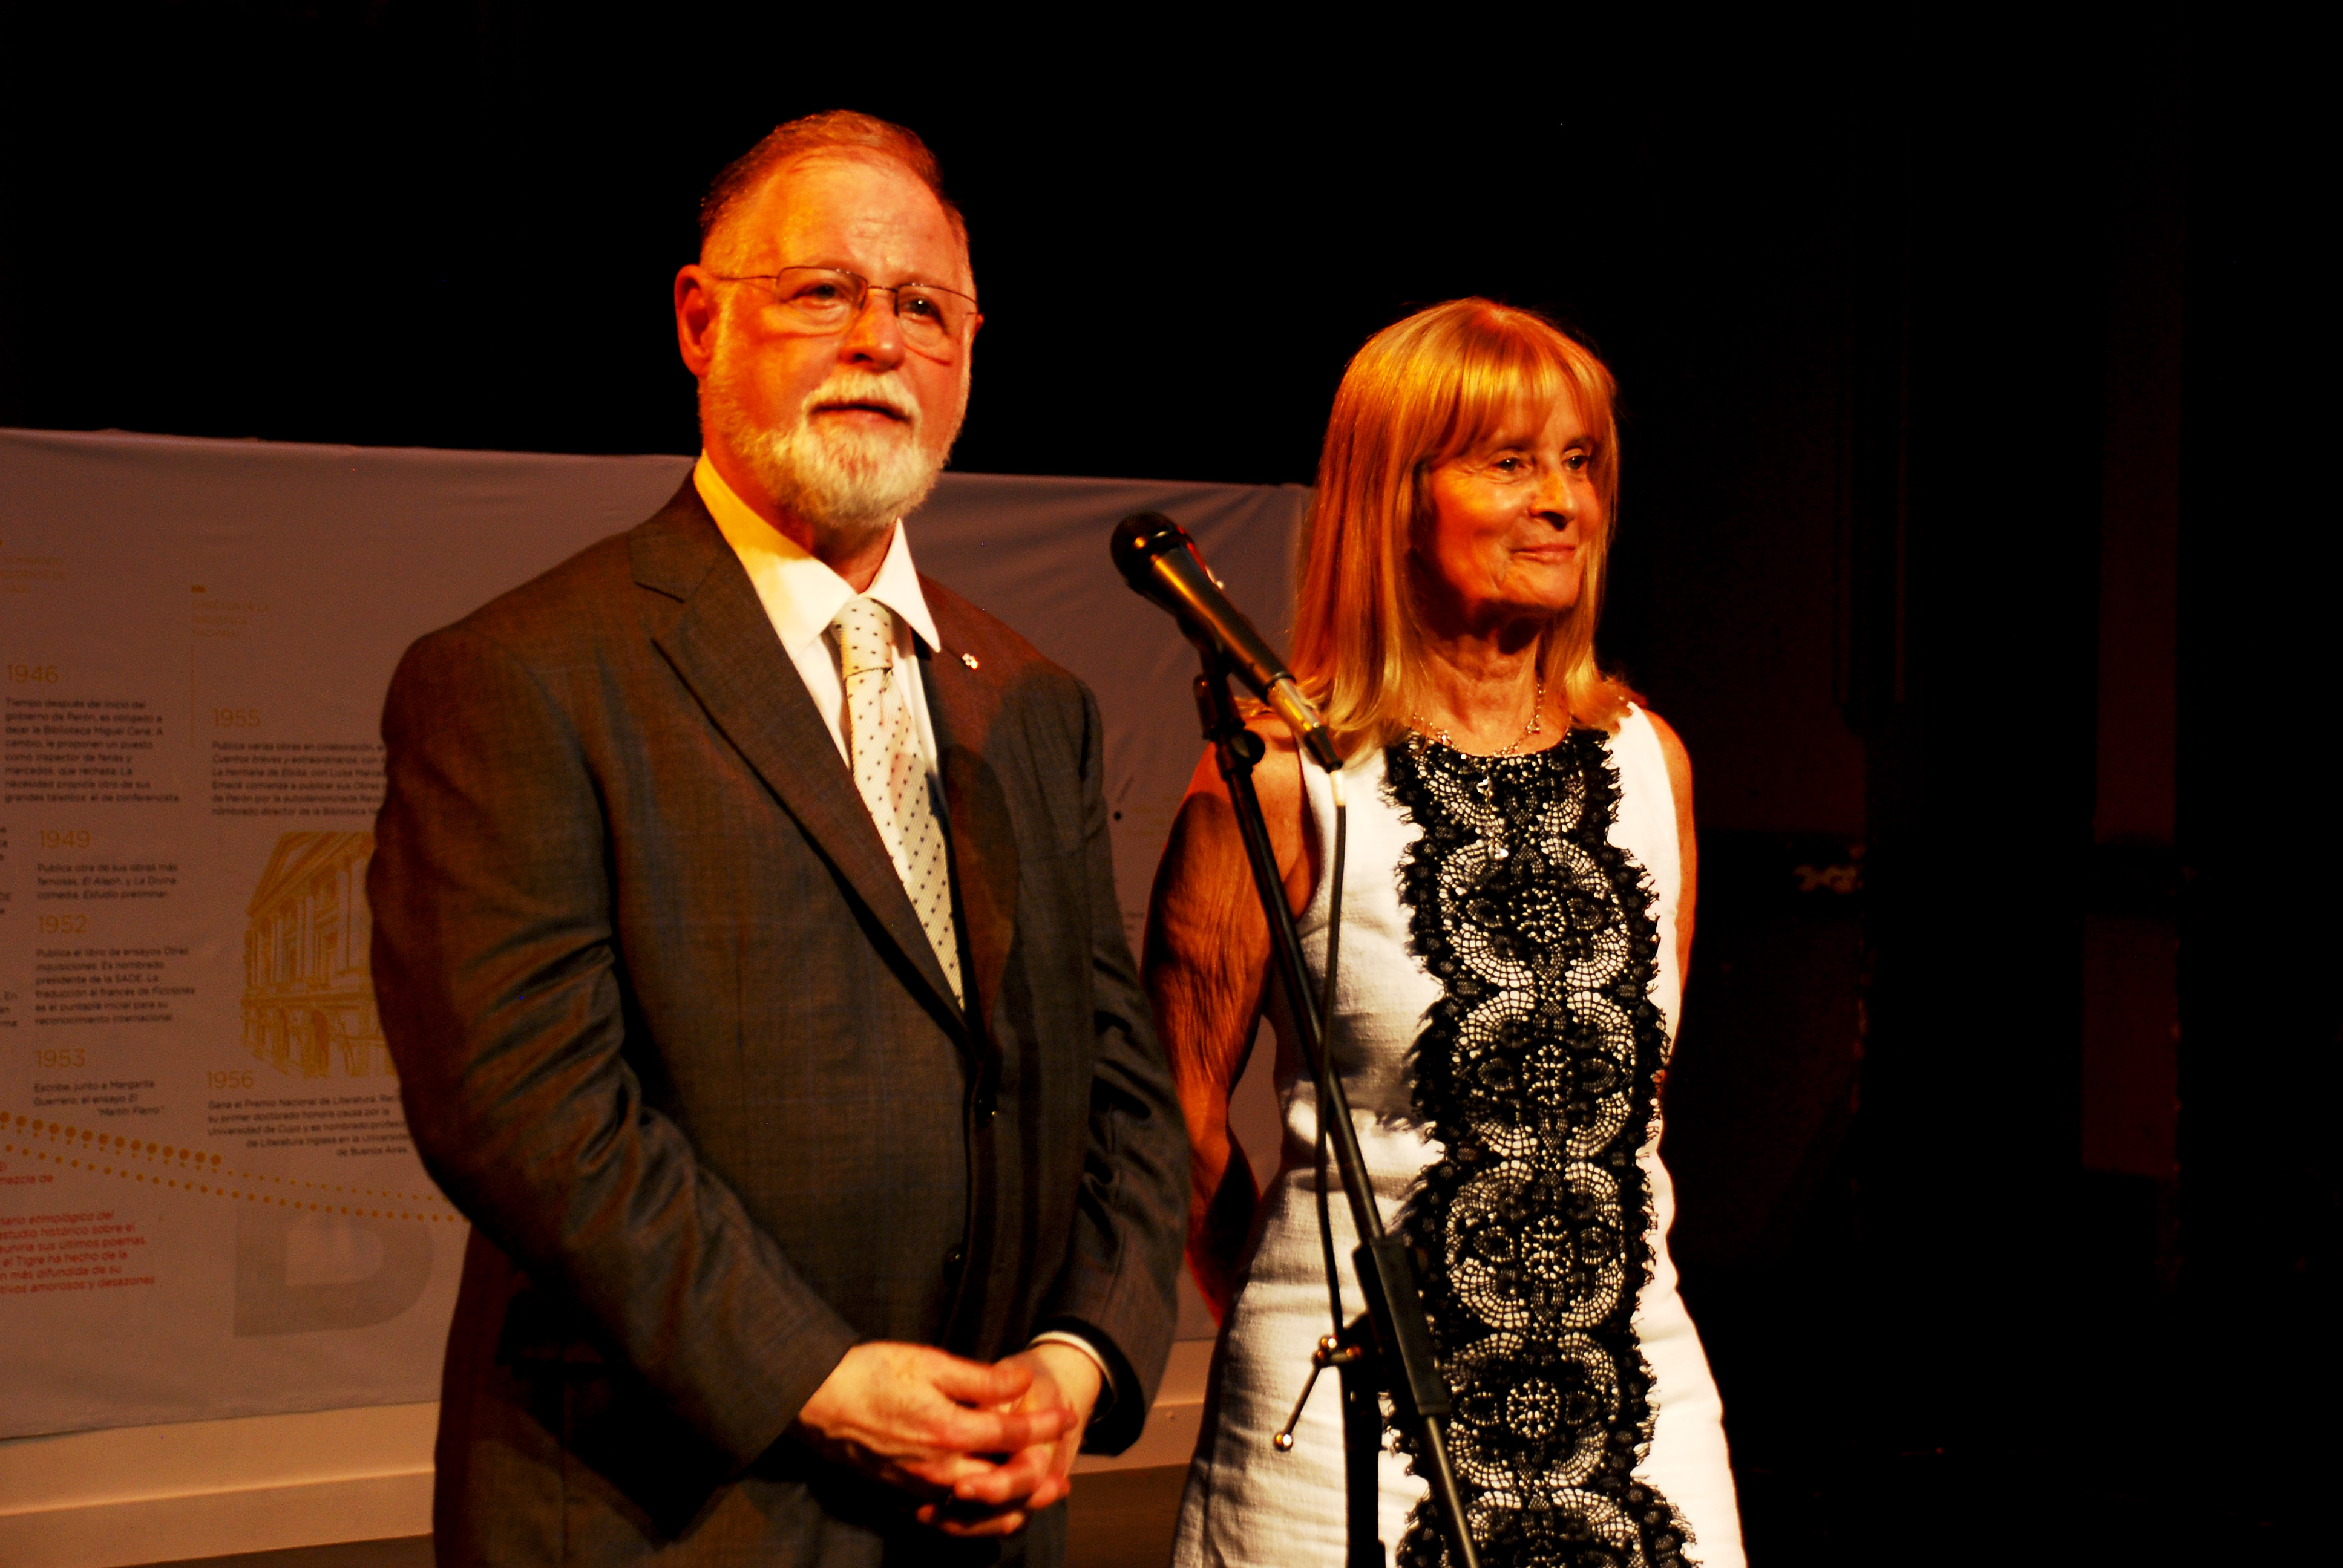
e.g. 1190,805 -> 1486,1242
704,353 -> 963,557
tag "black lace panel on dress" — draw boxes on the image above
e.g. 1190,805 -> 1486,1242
1385,731 -> 1695,1568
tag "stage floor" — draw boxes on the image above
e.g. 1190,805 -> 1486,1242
142,1465 -> 1190,1568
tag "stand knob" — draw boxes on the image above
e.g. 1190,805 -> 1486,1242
1271,1333 -> 1360,1452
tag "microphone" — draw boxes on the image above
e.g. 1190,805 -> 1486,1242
1111,512 -> 1342,772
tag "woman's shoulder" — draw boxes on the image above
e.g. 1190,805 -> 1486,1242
1240,716 -> 1309,820
1627,704 -> 1691,776
1184,715 -> 1306,799
1617,702 -> 1694,828
1180,716 -> 1316,910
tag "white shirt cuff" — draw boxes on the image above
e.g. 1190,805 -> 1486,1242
1026,1330 -> 1117,1422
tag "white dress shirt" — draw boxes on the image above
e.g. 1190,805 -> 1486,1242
695,456 -> 1118,1414
695,455 -> 943,779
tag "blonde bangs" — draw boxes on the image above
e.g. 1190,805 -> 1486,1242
1290,299 -> 1630,757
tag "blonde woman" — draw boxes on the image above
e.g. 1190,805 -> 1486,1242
1153,300 -> 1744,1567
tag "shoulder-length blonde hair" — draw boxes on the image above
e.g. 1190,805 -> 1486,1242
1290,298 -> 1632,752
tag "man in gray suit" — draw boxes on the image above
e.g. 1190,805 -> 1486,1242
369,111 -> 1188,1564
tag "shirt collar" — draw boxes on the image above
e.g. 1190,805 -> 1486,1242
693,453 -> 941,658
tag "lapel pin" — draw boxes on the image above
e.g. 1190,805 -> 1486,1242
960,652 -> 980,670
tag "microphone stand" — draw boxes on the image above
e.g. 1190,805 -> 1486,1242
1187,650 -> 1480,1568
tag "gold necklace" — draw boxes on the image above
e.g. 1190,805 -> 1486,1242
1408,679 -> 1547,862
1409,678 -> 1547,758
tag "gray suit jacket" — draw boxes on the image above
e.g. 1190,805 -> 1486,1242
369,481 -> 1188,1566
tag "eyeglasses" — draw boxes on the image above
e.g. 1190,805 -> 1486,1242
710,267 -> 978,356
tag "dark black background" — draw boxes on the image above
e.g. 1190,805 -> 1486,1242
3,7 -> 2332,1562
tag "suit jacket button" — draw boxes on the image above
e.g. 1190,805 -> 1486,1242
944,1244 -> 966,1272
974,1093 -> 997,1124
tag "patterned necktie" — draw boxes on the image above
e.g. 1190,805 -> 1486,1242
831,596 -> 963,1007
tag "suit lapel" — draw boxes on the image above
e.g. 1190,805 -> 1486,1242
922,637 -> 1019,1042
635,496 -> 965,1030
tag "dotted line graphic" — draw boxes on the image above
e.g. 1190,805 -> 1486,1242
2,1109 -> 460,1223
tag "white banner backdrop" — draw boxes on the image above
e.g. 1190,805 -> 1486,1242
0,428 -> 1304,1439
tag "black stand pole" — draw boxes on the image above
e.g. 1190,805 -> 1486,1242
1188,653 -> 1479,1568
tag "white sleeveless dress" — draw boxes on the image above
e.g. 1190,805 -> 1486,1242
1172,709 -> 1745,1568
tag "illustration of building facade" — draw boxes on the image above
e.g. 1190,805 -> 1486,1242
241,832 -> 387,1078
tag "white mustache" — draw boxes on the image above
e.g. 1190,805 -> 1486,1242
802,374 -> 917,426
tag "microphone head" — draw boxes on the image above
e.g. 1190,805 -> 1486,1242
1110,511 -> 1193,589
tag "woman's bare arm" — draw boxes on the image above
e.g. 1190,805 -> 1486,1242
1642,708 -> 1697,976
1141,724 -> 1314,1323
